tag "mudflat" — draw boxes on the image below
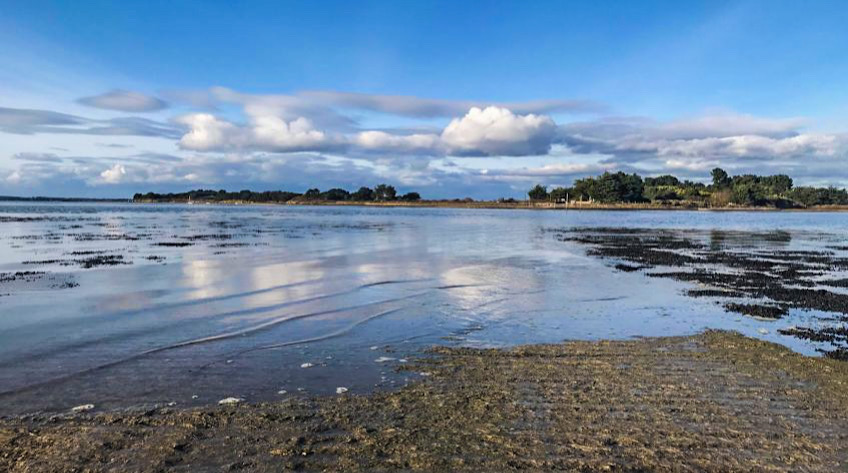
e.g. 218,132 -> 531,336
2,331 -> 847,472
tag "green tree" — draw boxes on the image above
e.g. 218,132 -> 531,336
549,187 -> 571,202
351,187 -> 374,201
374,184 -> 397,201
400,192 -> 421,202
528,184 -> 548,201
711,168 -> 731,189
321,188 -> 350,201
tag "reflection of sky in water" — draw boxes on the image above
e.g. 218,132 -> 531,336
1,202 -> 848,414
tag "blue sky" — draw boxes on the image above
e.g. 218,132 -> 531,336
1,0 -> 847,198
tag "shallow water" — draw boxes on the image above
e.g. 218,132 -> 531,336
1,203 -> 847,414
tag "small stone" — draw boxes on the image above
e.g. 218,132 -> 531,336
336,387 -> 349,394
217,397 -> 243,405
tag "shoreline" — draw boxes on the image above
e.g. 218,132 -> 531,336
2,330 -> 847,471
131,199 -> 848,212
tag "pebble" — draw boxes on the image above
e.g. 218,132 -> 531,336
71,404 -> 94,413
336,387 -> 349,394
217,397 -> 243,405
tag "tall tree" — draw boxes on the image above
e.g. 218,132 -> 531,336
711,168 -> 731,189
374,184 -> 397,201
528,184 -> 548,201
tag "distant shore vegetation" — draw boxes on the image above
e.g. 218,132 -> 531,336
529,168 -> 848,208
133,184 -> 422,204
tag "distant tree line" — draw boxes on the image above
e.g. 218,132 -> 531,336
133,184 -> 421,204
528,168 -> 848,207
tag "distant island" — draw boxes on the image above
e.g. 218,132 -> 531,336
132,169 -> 848,210
530,167 -> 848,208
133,184 -> 421,205
0,196 -> 130,203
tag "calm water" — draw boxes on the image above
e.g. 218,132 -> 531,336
1,203 -> 847,414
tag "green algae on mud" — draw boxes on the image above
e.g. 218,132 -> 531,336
2,331 -> 847,472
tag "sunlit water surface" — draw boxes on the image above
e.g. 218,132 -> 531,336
1,203 -> 847,414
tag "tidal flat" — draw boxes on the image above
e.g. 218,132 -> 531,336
2,203 -> 848,469
2,331 -> 847,471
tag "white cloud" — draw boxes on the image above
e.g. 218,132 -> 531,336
441,107 -> 557,156
6,170 -> 22,184
560,113 -> 845,164
99,164 -> 127,183
354,130 -> 441,153
176,105 -> 559,157
477,162 -> 612,182
657,113 -> 805,139
663,159 -> 718,171
655,134 -> 838,159
177,113 -> 342,152
77,90 -> 168,112
251,116 -> 337,151
177,114 -> 241,151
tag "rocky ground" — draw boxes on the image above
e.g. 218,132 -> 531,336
2,331 -> 847,472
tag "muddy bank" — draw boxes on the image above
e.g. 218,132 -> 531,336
1,331 -> 847,472
556,227 -> 848,358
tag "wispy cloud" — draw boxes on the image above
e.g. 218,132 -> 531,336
77,90 -> 168,112
0,106 -> 180,137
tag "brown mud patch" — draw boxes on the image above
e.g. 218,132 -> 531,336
2,331 -> 847,472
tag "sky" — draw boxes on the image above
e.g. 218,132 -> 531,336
1,0 -> 847,199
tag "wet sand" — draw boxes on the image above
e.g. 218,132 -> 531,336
2,331 -> 847,472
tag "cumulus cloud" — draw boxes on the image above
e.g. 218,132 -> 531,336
175,106 -> 560,157
251,116 -> 337,151
176,113 -> 341,152
77,90 -> 168,112
99,164 -> 127,183
177,114 -> 240,151
441,107 -> 557,156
